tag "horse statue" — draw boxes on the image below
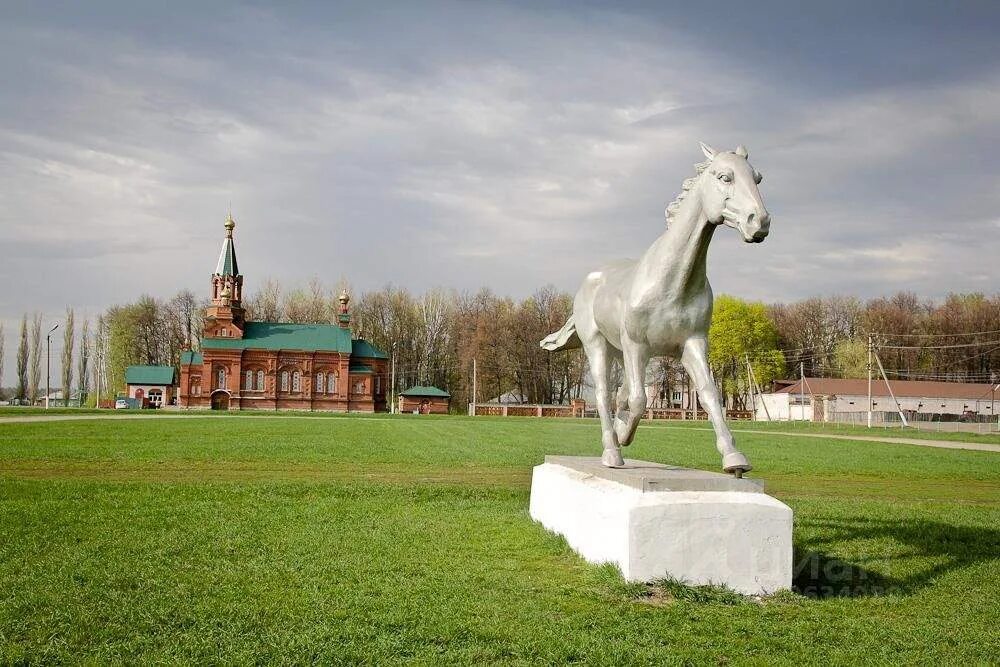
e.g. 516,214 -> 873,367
540,142 -> 770,475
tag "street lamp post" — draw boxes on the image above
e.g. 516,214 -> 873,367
45,324 -> 59,409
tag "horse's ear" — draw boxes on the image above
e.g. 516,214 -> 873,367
735,145 -> 748,158
699,142 -> 717,160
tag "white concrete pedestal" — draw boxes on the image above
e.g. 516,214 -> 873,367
529,456 -> 793,595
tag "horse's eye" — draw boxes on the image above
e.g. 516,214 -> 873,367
719,173 -> 732,183
754,170 -> 763,184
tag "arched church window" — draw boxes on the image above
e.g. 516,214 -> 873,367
327,372 -> 336,394
246,370 -> 254,390
257,370 -> 264,391
281,371 -> 289,392
376,375 -> 381,394
217,368 -> 226,390
292,371 -> 301,392
316,373 -> 324,394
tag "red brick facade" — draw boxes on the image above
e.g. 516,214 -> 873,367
178,214 -> 388,412
179,348 -> 387,412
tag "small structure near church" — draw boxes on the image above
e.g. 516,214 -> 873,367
399,386 -> 451,414
125,365 -> 176,408
178,214 -> 389,412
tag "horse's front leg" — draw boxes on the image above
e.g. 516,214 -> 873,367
614,336 -> 650,447
680,337 -> 752,473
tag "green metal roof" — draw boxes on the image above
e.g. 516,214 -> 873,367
180,351 -> 203,365
125,365 -> 176,386
215,236 -> 238,276
202,322 -> 353,353
400,385 -> 450,398
352,338 -> 388,359
349,364 -> 373,374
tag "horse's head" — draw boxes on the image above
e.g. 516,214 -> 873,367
696,142 -> 770,243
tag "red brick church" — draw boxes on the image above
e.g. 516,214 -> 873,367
179,214 -> 389,411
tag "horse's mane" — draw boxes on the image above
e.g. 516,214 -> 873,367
664,159 -> 710,227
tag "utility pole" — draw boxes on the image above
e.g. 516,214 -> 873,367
95,344 -> 102,409
993,383 -> 999,433
799,361 -> 805,422
745,353 -> 771,422
471,358 -> 477,416
873,348 -> 908,427
45,324 -> 59,409
867,334 -> 874,428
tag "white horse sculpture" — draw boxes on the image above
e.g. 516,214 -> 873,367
541,143 -> 770,474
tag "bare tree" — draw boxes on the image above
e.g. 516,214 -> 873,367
78,319 -> 90,405
61,308 -> 75,405
169,289 -> 201,352
92,315 -> 107,406
28,313 -> 42,403
16,315 -> 28,402
245,278 -> 282,322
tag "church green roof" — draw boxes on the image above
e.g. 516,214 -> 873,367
202,322 -> 353,353
400,385 -> 450,398
352,338 -> 389,359
180,351 -> 203,365
125,365 -> 176,386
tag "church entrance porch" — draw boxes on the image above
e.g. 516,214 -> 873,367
210,391 -> 231,411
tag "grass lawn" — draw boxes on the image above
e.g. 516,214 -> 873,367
1,415 -> 998,663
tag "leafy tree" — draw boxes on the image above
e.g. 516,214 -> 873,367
709,295 -> 785,409
833,339 -> 867,378
105,306 -> 139,396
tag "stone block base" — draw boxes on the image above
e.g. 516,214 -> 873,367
529,456 -> 793,595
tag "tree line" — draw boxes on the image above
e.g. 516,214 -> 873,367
3,283 -> 997,411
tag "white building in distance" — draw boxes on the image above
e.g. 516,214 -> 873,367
756,378 -> 999,422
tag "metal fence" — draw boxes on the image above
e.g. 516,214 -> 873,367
825,410 -> 1000,434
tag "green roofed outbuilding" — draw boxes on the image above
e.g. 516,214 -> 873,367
125,365 -> 177,409
399,386 -> 451,414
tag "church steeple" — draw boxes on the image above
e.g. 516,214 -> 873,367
216,212 -> 239,276
206,212 -> 246,338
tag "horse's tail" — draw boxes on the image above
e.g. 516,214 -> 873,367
540,315 -> 581,352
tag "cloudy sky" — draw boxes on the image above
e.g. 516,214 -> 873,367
1,1 -> 999,378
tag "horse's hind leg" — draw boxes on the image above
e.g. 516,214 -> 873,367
611,350 -> 633,446
615,336 -> 649,447
583,335 -> 624,467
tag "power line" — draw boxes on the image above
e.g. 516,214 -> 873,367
873,328 -> 1000,339
878,339 -> 1000,350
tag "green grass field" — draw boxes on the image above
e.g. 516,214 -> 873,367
1,415 -> 998,663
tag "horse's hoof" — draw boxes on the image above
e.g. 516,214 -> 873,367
601,448 -> 625,468
722,451 -> 752,474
